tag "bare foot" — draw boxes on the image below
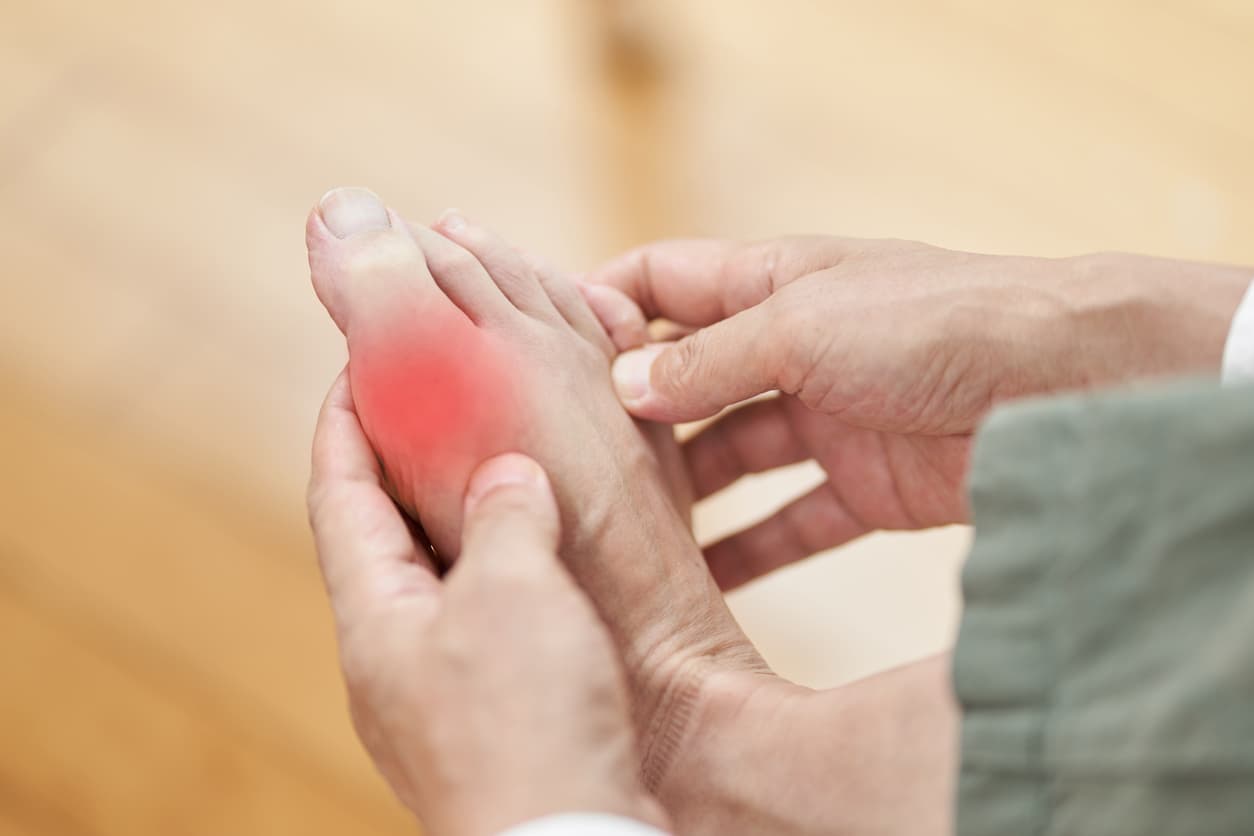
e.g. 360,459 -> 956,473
306,188 -> 765,789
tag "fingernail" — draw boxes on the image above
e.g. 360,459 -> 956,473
438,208 -> 466,233
464,453 -> 549,516
612,344 -> 667,405
318,187 -> 391,238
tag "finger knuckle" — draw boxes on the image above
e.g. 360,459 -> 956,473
471,530 -> 558,574
432,629 -> 475,671
305,481 -> 326,525
664,330 -> 711,393
770,295 -> 824,395
778,294 -> 814,331
339,644 -> 379,696
476,487 -> 547,521
305,480 -> 343,531
464,510 -> 558,561
487,556 -> 550,590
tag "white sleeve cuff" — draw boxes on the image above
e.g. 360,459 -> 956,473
496,813 -> 670,836
1221,279 -> 1254,386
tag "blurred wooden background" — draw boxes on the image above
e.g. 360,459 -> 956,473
2,0 -> 1252,833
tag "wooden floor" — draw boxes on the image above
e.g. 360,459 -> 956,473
3,1 -> 1253,833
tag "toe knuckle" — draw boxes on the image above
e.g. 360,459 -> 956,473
427,244 -> 481,277
341,233 -> 419,278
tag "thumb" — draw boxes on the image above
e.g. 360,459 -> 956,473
611,303 -> 782,422
458,453 -> 562,575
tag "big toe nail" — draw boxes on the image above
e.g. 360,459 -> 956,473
319,187 -> 391,238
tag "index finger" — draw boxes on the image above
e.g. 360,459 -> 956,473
309,371 -> 441,624
584,236 -> 857,326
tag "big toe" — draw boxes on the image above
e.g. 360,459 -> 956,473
306,187 -> 429,334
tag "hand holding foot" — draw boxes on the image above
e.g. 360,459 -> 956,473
308,197 -> 967,836
307,188 -> 765,797
308,389 -> 666,834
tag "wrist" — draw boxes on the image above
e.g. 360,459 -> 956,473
445,784 -> 669,836
1058,252 -> 1251,384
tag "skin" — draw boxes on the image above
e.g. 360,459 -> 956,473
306,397 -> 667,834
584,269 -> 960,835
587,238 -> 1252,588
574,236 -> 1250,833
306,189 -> 766,803
310,209 -> 1248,833
308,194 -> 961,835
310,371 -> 957,836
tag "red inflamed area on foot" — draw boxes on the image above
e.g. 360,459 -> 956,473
350,313 -> 520,485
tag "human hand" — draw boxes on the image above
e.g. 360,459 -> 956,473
308,374 -> 667,836
587,239 -> 1251,587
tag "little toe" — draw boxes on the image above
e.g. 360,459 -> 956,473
434,211 -> 561,321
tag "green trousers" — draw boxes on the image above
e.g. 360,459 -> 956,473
955,380 -> 1254,836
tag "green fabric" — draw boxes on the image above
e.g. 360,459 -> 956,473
954,379 -> 1254,836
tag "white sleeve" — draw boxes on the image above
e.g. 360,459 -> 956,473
1221,279 -> 1254,385
496,813 -> 671,836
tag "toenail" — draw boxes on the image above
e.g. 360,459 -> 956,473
319,187 -> 391,238
438,209 -> 466,233
612,345 -> 665,404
